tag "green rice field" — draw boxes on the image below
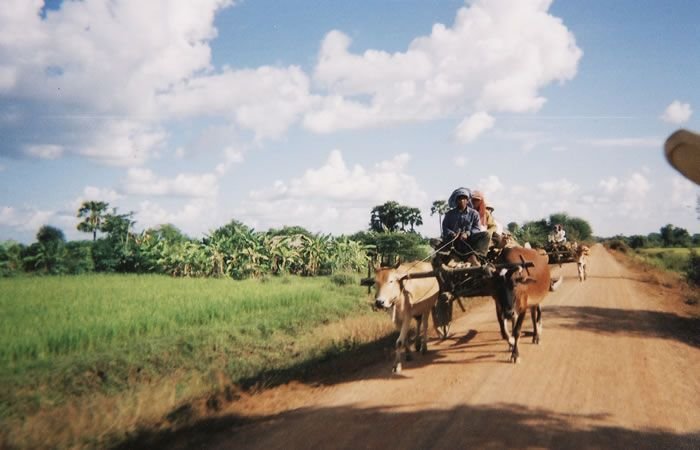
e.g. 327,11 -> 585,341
0,274 -> 384,421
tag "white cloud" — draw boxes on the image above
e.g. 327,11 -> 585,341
308,0 -> 581,132
123,168 -> 219,198
0,0 -> 233,164
584,137 -> 663,148
660,100 -> 693,124
25,144 -> 64,159
599,176 -> 620,193
477,175 -> 505,194
454,155 -> 468,167
240,149 -> 427,233
455,112 -> 495,143
70,186 -> 123,211
538,179 -> 579,195
160,66 -> 315,140
215,146 -> 245,176
0,205 -> 54,231
136,199 -> 217,234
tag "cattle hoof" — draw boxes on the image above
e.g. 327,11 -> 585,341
532,336 -> 540,344
510,354 -> 520,364
420,344 -> 427,355
414,337 -> 422,352
393,363 -> 402,373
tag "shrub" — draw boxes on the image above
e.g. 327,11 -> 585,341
686,250 -> 700,286
606,239 -> 629,253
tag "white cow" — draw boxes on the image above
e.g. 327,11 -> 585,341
373,261 -> 439,373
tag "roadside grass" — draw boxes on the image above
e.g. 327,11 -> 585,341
606,246 -> 700,310
635,247 -> 698,273
0,274 -> 394,449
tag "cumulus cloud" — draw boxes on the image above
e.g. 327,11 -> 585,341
0,0 -> 234,164
25,144 -> 64,159
585,137 -> 663,148
123,168 -> 219,198
308,0 -> 581,133
239,149 -> 427,233
136,198 -> 217,234
0,205 -> 54,231
538,179 -> 579,195
455,112 -> 495,143
660,100 -> 693,124
70,186 -> 123,211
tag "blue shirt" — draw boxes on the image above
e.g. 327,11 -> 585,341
442,207 -> 482,240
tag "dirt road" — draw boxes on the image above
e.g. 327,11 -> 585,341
170,245 -> 700,449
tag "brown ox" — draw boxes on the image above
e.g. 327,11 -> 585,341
491,246 -> 559,363
573,243 -> 590,282
373,261 -> 439,373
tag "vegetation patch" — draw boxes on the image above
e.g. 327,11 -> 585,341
0,274 -> 392,449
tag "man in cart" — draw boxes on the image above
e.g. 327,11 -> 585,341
441,187 -> 491,266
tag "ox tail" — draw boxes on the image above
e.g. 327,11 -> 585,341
549,276 -> 563,291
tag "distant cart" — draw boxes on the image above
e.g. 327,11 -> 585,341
543,241 -> 576,265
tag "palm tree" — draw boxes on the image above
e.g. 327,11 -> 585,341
430,200 -> 449,235
77,201 -> 109,241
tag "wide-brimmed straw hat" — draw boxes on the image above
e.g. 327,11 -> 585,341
665,128 -> 700,185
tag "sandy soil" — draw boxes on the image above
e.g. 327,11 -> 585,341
153,244 -> 700,449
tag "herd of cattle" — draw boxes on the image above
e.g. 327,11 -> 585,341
372,242 -> 590,372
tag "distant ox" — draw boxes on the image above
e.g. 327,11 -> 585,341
574,243 -> 590,282
491,246 -> 561,363
373,261 -> 439,373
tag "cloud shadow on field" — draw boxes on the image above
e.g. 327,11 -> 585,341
113,401 -> 700,450
545,305 -> 700,349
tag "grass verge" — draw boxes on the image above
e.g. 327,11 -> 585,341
0,274 -> 395,449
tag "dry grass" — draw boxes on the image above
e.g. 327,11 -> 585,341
607,248 -> 700,315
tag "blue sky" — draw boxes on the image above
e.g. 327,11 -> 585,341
1,0 -> 698,244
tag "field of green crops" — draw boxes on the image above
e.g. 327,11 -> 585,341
0,273 -> 386,426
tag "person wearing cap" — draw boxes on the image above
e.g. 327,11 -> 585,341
442,187 -> 490,265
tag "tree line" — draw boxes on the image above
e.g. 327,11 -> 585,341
0,202 -> 370,278
0,198 -> 609,278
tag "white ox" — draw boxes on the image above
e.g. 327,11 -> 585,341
373,261 -> 439,373
573,243 -> 590,282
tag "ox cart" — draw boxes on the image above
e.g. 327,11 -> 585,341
361,245 -> 535,339
543,241 -> 576,265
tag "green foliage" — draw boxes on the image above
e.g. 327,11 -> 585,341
606,239 -> 629,253
659,224 -> 692,247
369,201 -> 423,232
0,274 -> 373,419
687,250 -> 700,286
0,241 -> 24,277
76,201 -> 109,241
352,231 -> 429,262
64,241 -> 94,274
22,225 -> 67,274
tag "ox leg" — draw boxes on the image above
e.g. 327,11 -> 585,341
419,312 -> 429,355
494,300 -> 509,341
510,312 -> 527,364
530,305 -> 542,344
414,315 -> 422,352
393,318 -> 412,373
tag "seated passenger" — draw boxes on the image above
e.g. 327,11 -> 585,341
442,187 -> 491,266
472,190 -> 499,247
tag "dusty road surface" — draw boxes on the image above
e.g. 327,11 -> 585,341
166,244 -> 700,449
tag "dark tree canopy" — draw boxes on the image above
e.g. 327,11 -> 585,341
370,201 -> 423,233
